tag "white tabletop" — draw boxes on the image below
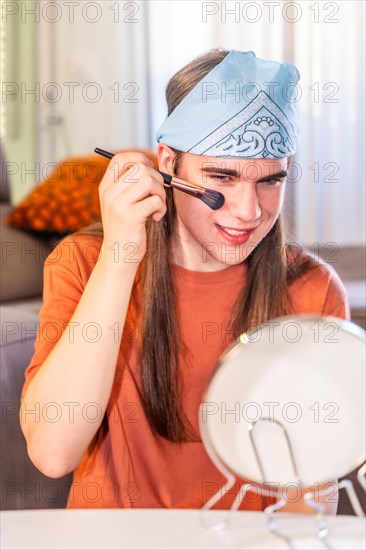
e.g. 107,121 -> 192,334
1,509 -> 365,550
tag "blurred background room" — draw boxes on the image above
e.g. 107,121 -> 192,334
0,0 -> 365,512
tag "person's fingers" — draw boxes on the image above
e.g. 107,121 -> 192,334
100,165 -> 165,206
99,152 -> 154,194
131,194 -> 167,223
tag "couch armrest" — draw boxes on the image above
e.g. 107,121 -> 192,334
0,203 -> 60,303
0,306 -> 72,510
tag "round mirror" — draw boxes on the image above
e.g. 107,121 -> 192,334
200,315 -> 366,488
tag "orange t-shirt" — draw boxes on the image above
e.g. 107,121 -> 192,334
21,234 -> 350,510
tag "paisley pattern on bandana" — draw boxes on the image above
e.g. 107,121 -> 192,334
188,91 -> 296,158
156,50 -> 300,159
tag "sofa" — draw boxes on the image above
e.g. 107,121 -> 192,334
0,148 -> 73,510
1,148 -> 365,513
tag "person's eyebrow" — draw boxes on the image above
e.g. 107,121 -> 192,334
200,166 -> 288,182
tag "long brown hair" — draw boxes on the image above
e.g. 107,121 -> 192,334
73,48 -> 317,443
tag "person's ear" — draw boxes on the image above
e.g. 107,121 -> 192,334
156,144 -> 177,174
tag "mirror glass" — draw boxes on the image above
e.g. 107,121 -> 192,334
200,315 -> 366,488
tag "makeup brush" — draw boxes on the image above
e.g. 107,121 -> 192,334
94,148 -> 224,210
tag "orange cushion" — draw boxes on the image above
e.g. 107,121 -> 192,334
4,150 -> 158,234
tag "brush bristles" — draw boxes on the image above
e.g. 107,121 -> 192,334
200,189 -> 225,210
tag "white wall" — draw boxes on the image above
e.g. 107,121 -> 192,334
37,0 -> 151,169
35,0 -> 365,247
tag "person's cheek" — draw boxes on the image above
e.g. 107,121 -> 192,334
173,189 -> 205,226
172,188 -> 190,215
260,186 -> 285,216
276,184 -> 287,212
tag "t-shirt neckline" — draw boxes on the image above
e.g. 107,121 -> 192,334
171,261 -> 248,285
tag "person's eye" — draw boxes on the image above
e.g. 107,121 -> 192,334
210,174 -> 232,184
259,178 -> 284,187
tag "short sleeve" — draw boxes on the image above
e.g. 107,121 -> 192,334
20,235 -> 94,401
288,256 -> 351,322
320,264 -> 351,321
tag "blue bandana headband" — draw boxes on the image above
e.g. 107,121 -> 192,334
156,50 -> 300,159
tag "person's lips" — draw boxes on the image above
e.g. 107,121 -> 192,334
215,224 -> 256,244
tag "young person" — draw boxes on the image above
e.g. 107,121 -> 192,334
20,49 -> 349,513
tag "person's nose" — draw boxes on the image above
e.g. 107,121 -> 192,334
225,182 -> 262,223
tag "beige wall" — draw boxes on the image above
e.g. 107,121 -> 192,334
2,1 -> 36,204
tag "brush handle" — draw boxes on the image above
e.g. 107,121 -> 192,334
94,147 -> 176,187
94,147 -> 223,210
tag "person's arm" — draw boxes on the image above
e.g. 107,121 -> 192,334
20,152 -> 167,478
20,249 -> 139,478
320,263 -> 351,321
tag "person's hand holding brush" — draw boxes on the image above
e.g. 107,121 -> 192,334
99,152 -> 167,266
19,151 -> 166,473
